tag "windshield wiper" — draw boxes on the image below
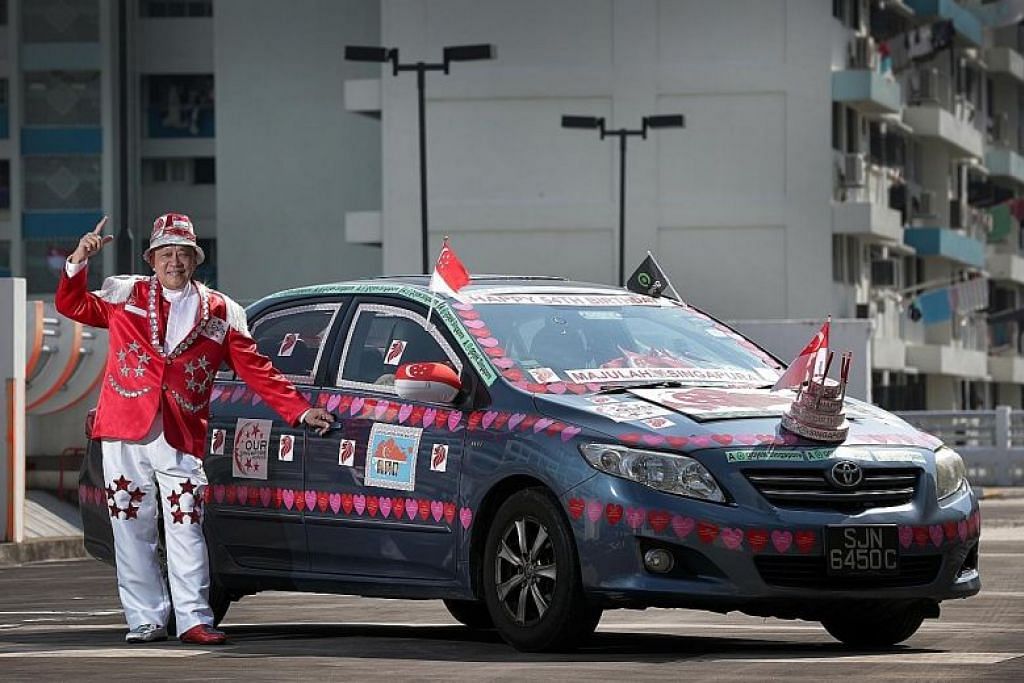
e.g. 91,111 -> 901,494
593,381 -> 687,394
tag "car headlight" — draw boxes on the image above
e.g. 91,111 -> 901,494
579,443 -> 725,503
934,446 -> 967,501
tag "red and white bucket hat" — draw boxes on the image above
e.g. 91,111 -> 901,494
142,212 -> 206,265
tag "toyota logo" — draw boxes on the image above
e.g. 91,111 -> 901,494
828,460 -> 863,489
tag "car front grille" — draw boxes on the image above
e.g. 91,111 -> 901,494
754,554 -> 943,589
744,467 -> 919,511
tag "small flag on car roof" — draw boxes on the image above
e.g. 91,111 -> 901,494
772,317 -> 830,391
429,237 -> 470,297
626,252 -> 679,300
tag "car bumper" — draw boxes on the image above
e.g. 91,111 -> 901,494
563,473 -> 981,613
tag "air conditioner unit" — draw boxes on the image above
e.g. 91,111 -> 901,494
870,259 -> 898,287
848,35 -> 875,70
842,153 -> 867,188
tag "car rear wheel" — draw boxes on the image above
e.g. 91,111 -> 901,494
821,602 -> 925,648
482,488 -> 601,652
442,599 -> 493,629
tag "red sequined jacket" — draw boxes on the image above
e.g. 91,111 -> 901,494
56,268 -> 310,458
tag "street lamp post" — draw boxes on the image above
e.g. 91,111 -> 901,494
561,114 -> 685,286
346,44 -> 496,273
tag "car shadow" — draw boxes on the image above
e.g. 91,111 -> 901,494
2,623 -> 942,664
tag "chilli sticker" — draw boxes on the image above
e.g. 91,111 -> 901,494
338,439 -> 356,467
365,423 -> 421,491
278,333 -> 299,357
430,444 -> 449,473
232,418 -> 273,480
384,340 -> 407,366
527,367 -> 560,384
278,434 -> 295,462
210,428 -> 226,456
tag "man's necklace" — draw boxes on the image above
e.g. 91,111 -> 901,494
147,276 -> 210,359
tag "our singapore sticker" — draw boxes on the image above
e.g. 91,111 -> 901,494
232,418 -> 272,480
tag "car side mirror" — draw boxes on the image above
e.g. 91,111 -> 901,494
394,362 -> 462,404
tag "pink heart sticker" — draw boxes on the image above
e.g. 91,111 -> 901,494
560,425 -> 581,442
625,508 -> 645,529
304,490 -> 317,511
405,498 -> 419,520
423,408 -> 437,428
350,397 -> 365,416
958,520 -> 968,541
260,487 -> 272,507
282,489 -> 295,510
929,524 -> 944,548
398,404 -> 413,424
459,507 -> 474,529
251,393 -> 261,406
379,497 -> 393,517
508,413 -> 525,430
375,400 -> 390,420
771,530 -> 793,553
353,494 -> 366,515
898,525 -> 913,549
462,318 -> 486,329
642,434 -> 665,446
547,383 -> 567,394
329,492 -> 342,514
430,500 -> 444,522
534,418 -> 554,433
213,484 -> 225,504
492,357 -> 515,369
210,386 -> 224,402
721,528 -> 744,550
482,411 -> 498,429
448,411 -> 463,431
230,386 -> 246,403
586,500 -> 603,523
326,394 -> 342,412
235,485 -> 249,506
671,515 -> 695,539
477,337 -> 499,348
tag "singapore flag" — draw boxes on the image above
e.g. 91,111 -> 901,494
429,238 -> 471,297
771,318 -> 830,391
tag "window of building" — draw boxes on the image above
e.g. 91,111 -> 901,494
0,160 -> 9,210
144,74 -> 215,138
0,241 -> 10,277
0,1 -> 7,26
831,102 -> 842,152
140,0 -> 213,18
23,71 -> 101,126
194,157 -> 215,184
24,239 -> 103,294
22,0 -> 99,42
832,236 -> 859,285
24,156 -> 102,210
194,238 -> 216,288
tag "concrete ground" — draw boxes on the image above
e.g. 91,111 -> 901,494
0,496 -> 1020,681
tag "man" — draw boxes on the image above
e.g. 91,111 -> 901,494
56,214 -> 333,645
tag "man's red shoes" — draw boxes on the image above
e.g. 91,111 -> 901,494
179,624 -> 227,644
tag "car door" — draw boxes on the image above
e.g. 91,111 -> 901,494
204,300 -> 343,572
305,298 -> 468,580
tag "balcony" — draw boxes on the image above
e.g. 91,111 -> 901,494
832,154 -> 904,241
903,69 -> 984,158
904,0 -> 983,47
989,319 -> 1024,383
986,148 -> 1024,186
904,227 -> 986,268
832,71 -> 902,115
986,46 -> 1024,84
871,299 -> 915,370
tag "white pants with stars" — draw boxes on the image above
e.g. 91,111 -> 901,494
102,424 -> 213,636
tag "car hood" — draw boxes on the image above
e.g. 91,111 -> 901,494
533,385 -> 941,451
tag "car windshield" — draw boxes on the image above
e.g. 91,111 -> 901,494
465,291 -> 784,390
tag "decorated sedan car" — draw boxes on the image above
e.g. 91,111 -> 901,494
79,276 -> 980,652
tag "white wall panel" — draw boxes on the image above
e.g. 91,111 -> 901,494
452,228 -> 615,284
657,0 -> 786,65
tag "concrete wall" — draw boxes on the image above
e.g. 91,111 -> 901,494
377,0 -> 839,322
214,0 -> 382,302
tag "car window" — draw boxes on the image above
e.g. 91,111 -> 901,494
338,303 -> 463,393
249,303 -> 341,384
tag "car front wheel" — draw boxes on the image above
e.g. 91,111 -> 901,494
482,488 -> 601,652
821,602 -> 926,648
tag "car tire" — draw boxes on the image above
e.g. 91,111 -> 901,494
443,599 -> 494,629
482,488 -> 602,652
821,602 -> 925,648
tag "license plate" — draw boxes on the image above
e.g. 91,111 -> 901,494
825,525 -> 900,576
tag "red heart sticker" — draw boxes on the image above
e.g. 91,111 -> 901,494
697,521 -> 719,544
795,530 -> 816,553
567,498 -> 585,520
341,493 -> 354,514
605,503 -> 623,525
647,510 -> 670,533
747,529 -> 769,553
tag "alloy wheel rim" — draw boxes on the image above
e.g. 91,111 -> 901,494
494,515 -> 557,626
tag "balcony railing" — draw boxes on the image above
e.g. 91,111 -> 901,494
896,407 -> 1024,485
